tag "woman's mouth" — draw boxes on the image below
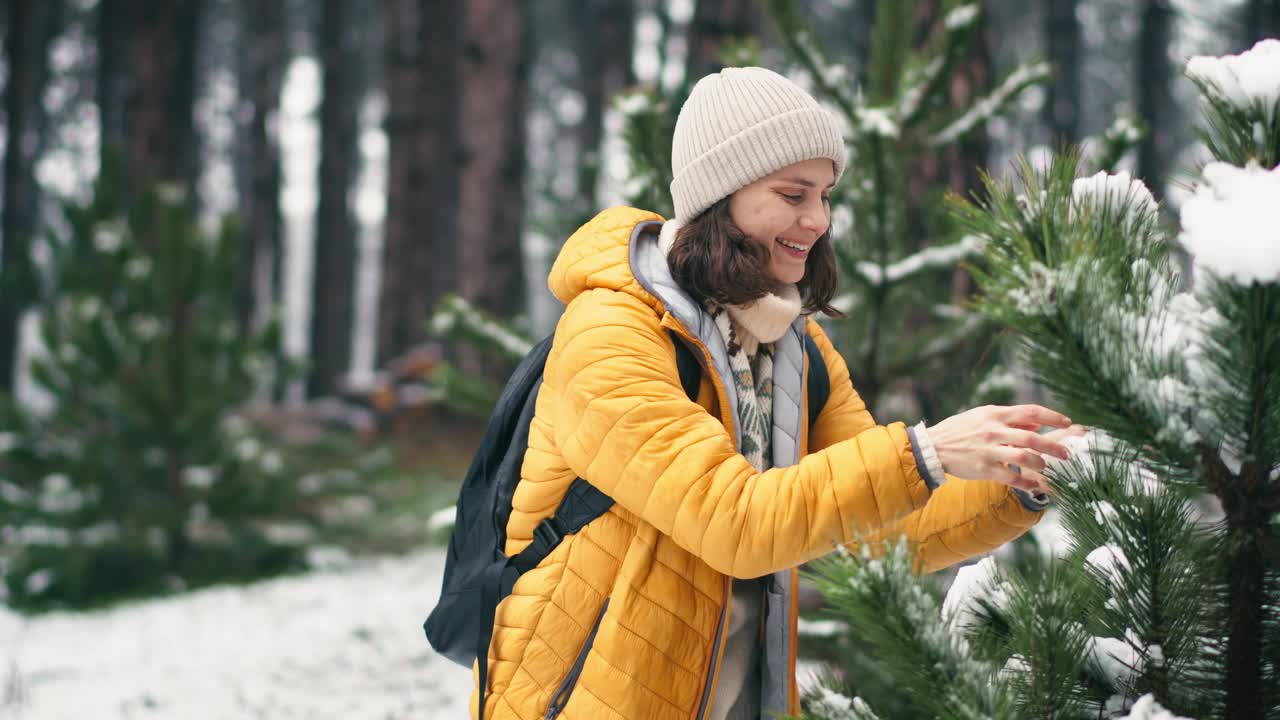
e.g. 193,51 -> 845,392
775,237 -> 811,259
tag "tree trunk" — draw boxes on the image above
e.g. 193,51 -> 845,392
378,0 -> 462,365
574,0 -> 634,224
1243,0 -> 1280,48
1,0 -> 60,391
1,0 -> 32,392
1043,0 -> 1080,146
119,0 -> 203,202
852,0 -> 878,86
307,0 -> 360,397
1137,0 -> 1174,198
684,0 -> 760,86
458,0 -> 530,324
236,0 -> 285,338
97,0 -> 129,175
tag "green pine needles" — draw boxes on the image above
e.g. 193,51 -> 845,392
0,171 -> 303,610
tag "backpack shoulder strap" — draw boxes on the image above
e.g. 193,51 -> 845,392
672,331 -> 703,401
804,334 -> 829,427
508,331 -> 703,578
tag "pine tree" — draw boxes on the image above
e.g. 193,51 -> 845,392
0,168 -> 305,609
798,39 -> 1280,720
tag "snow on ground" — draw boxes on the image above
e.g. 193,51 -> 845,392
0,549 -> 474,719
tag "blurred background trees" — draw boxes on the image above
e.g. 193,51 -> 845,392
0,0 -> 1275,607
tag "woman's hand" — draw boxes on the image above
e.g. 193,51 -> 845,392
926,405 -> 1085,495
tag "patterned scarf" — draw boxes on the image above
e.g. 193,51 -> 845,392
707,302 -> 774,472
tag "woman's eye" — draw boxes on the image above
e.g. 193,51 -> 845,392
821,195 -> 831,204
781,193 -> 802,202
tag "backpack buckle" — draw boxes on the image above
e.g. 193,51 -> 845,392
533,515 -> 565,549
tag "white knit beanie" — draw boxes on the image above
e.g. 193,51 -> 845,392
669,66 -> 846,225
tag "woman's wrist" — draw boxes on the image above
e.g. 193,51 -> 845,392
909,421 -> 948,490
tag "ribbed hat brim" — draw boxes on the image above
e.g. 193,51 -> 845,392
671,106 -> 846,223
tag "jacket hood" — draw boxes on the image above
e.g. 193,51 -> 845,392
548,207 -> 666,310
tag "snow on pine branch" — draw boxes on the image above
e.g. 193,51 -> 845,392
1117,694 -> 1193,720
793,30 -> 857,116
940,556 -> 1009,632
930,61 -> 1052,147
431,295 -> 534,360
1104,115 -> 1144,146
1179,161 -> 1280,285
1185,39 -> 1280,123
854,235 -> 985,286
944,4 -> 980,30
917,311 -> 985,361
896,55 -> 944,122
1070,171 -> 1159,241
855,106 -> 899,139
808,688 -> 882,720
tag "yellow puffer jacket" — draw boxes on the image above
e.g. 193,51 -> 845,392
476,207 -> 1042,719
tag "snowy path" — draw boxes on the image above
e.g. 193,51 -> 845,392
0,549 -> 474,719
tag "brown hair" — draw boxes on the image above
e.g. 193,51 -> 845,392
667,197 -> 843,317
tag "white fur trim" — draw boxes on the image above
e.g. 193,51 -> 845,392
658,219 -> 682,256
726,285 -> 801,343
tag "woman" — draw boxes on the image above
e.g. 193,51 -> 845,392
479,67 -> 1081,720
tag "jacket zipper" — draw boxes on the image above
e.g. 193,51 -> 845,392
694,577 -> 732,719
544,599 -> 610,719
664,320 -> 737,720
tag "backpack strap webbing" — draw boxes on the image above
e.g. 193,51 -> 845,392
804,334 -> 829,427
505,330 -> 699,580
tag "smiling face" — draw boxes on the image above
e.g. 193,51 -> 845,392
727,158 -> 836,285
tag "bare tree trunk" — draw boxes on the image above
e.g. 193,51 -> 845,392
119,0 -> 203,201
852,0 -> 878,86
1137,0 -> 1174,197
236,0 -> 285,337
1,0 -> 60,391
1,0 -> 32,392
458,0 -> 530,325
97,0 -> 129,174
307,0 -> 359,397
574,0 -> 634,224
1243,0 -> 1280,48
1043,0 -> 1080,146
685,0 -> 760,85
378,0 -> 461,365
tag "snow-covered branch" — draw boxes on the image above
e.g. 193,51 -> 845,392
854,106 -> 900,140
854,235 -> 985,286
431,295 -> 534,361
896,55 -> 944,124
930,61 -> 1052,147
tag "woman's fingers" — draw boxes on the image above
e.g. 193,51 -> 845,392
1042,424 -> 1089,442
995,445 -> 1049,474
1000,404 -> 1072,430
1004,429 -> 1072,460
999,463 -> 1052,494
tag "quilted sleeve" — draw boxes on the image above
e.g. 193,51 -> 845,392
859,478 -> 1041,574
546,289 -> 932,579
803,321 -> 1042,574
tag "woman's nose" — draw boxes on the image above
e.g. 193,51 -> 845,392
799,209 -> 828,236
